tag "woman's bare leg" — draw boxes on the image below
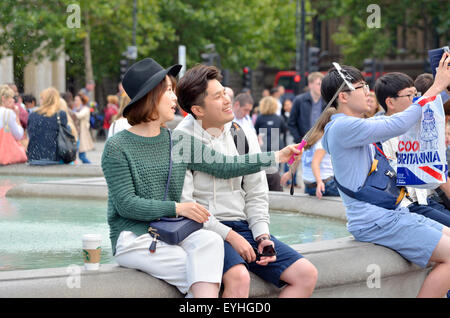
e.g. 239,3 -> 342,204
190,282 -> 220,298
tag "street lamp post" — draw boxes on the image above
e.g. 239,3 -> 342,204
132,0 -> 137,48
295,0 -> 306,95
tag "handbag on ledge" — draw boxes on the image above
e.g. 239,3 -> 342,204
148,129 -> 203,253
0,111 -> 27,165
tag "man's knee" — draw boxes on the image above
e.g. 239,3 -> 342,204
223,264 -> 250,297
283,258 -> 318,291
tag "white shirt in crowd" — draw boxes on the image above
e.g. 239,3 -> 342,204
0,106 -> 24,140
107,117 -> 131,138
232,114 -> 256,134
301,137 -> 334,183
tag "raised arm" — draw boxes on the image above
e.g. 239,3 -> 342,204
338,52 -> 450,148
173,131 -> 300,179
334,104 -> 423,148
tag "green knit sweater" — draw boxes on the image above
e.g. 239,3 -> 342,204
101,128 -> 276,255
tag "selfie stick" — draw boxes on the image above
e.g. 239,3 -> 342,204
287,62 -> 355,165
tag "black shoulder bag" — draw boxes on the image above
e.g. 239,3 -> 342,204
56,112 -> 77,163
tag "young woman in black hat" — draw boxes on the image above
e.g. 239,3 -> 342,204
101,58 -> 302,297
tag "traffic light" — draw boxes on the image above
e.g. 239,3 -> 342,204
120,59 -> 129,81
201,53 -> 212,65
307,47 -> 320,72
242,66 -> 252,89
363,58 -> 376,89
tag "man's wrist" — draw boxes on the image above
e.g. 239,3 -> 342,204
256,235 -> 271,245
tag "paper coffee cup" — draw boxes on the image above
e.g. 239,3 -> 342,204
82,234 -> 102,270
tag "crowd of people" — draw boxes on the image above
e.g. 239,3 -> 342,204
0,81 -> 126,166
2,52 -> 450,298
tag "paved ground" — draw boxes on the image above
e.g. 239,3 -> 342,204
82,140 -> 105,166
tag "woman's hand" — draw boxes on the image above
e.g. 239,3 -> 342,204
175,202 -> 210,223
276,144 -> 303,163
315,181 -> 325,199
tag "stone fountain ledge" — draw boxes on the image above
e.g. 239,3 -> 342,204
6,177 -> 108,200
0,236 -> 429,298
0,163 -> 103,177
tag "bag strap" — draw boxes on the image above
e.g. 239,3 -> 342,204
230,122 -> 249,155
230,122 -> 249,189
333,176 -> 357,199
334,142 -> 384,199
4,109 -> 10,130
56,111 -> 62,126
111,121 -> 116,136
372,142 -> 391,160
163,129 -> 173,201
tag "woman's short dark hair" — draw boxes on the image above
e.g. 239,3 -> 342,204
374,72 -> 414,112
176,64 -> 223,117
320,65 -> 365,108
22,94 -> 36,104
125,75 -> 176,126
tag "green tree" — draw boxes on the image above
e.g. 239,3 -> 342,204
0,0 -> 312,92
314,0 -> 450,67
0,0 -> 69,86
136,0 -> 301,71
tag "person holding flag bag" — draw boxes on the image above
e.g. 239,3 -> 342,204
374,72 -> 450,227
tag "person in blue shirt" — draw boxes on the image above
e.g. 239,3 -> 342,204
320,53 -> 450,297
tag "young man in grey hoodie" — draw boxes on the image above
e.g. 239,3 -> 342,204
175,64 -> 318,298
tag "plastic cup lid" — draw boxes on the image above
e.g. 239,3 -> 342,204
82,234 -> 102,241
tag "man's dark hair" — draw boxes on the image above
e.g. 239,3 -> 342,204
414,73 -> 433,95
374,72 -> 414,112
234,93 -> 253,107
176,64 -> 222,117
320,65 -> 365,108
270,87 -> 279,95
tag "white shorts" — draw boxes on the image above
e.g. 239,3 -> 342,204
114,229 -> 224,296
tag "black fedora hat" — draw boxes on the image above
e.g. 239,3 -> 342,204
122,58 -> 182,117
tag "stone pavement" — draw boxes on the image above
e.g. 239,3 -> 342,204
78,140 -> 105,166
